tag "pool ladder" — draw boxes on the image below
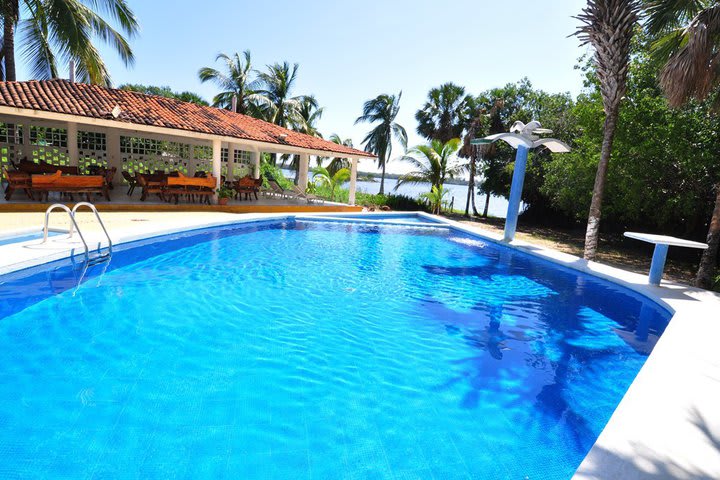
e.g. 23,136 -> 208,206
42,202 -> 113,265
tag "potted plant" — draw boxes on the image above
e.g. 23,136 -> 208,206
216,185 -> 234,205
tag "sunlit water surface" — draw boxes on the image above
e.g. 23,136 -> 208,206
0,219 -> 671,479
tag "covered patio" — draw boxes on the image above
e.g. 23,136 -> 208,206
0,80 -> 373,211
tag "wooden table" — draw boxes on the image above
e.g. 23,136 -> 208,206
624,232 -> 708,285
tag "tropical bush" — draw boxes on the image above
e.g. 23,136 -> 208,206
260,161 -> 293,189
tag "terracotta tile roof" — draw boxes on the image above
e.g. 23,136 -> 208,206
0,79 -> 374,158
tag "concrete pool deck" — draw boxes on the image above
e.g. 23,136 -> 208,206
0,210 -> 719,479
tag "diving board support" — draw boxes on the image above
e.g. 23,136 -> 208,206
649,244 -> 669,286
624,232 -> 708,286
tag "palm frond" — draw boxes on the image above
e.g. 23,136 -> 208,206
574,0 -> 640,113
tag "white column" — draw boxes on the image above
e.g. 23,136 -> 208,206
106,130 -> 121,171
20,124 -> 30,160
227,143 -> 236,181
298,153 -> 309,191
250,149 -> 260,179
212,138 -> 222,201
67,122 -> 78,167
349,157 -> 358,206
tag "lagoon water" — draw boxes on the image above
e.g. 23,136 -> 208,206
281,169 -> 513,218
355,177 -> 512,218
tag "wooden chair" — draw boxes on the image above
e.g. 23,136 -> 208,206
136,173 -> 165,202
233,175 -> 260,200
122,171 -> 138,196
31,170 -> 109,202
3,167 -> 33,201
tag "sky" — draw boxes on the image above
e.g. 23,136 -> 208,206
16,0 -> 590,174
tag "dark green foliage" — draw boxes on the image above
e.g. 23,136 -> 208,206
119,84 -> 209,106
541,39 -> 720,237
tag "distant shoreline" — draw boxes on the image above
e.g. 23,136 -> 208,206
358,171 -> 469,186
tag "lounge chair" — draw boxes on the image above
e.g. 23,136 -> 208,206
261,179 -> 289,199
290,185 -> 325,204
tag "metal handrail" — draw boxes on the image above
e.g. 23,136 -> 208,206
42,203 -> 89,261
70,202 -> 113,255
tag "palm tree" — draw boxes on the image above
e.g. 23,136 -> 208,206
355,92 -> 407,195
287,95 -> 323,182
459,111 -> 485,217
198,51 -> 262,115
2,0 -> 138,85
325,134 -> 353,176
292,95 -> 323,136
645,0 -> 720,288
255,61 -> 302,128
416,83 -> 473,143
312,166 -> 351,201
396,138 -> 463,192
421,185 -> 449,215
574,0 -> 640,261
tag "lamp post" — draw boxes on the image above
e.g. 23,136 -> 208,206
471,121 -> 571,242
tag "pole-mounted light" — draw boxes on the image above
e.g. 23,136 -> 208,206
472,121 -> 571,242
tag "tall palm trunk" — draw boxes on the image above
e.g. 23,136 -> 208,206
465,159 -> 480,217
696,184 -> 720,289
379,160 -> 386,195
3,2 -> 18,82
483,192 -> 490,217
584,105 -> 619,260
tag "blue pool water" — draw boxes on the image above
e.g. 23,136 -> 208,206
0,220 -> 671,479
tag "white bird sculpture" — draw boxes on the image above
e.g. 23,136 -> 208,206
482,120 -> 570,153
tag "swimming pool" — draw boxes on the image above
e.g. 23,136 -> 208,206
0,218 -> 671,479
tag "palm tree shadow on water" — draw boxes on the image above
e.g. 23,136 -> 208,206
415,256 -> 668,456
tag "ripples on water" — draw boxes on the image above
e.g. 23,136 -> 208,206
0,219 -> 671,479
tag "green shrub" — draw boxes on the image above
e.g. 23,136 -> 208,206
312,184 -> 429,212
260,161 -> 293,190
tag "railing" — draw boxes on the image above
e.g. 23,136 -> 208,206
42,204 -> 89,260
42,202 -> 113,263
70,202 -> 113,256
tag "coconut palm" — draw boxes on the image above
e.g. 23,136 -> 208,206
324,133 -> 353,176
285,95 -> 323,182
396,138 -> 463,192
645,0 -> 720,288
416,83 -> 473,143
459,111 -> 486,217
1,0 -> 138,85
198,51 -> 262,115
574,0 -> 640,261
312,166 -> 351,201
355,92 -> 407,195
292,95 -> 323,136
255,61 -> 303,128
421,185 -> 449,215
